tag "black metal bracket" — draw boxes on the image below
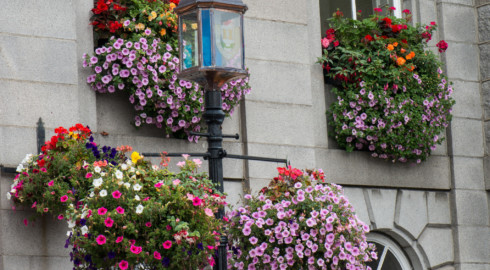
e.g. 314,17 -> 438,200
142,151 -> 288,165
190,132 -> 239,140
1,118 -> 46,175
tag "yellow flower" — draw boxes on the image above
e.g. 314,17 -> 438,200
135,23 -> 145,31
131,152 -> 143,164
160,28 -> 167,36
149,11 -> 157,21
169,3 -> 176,10
191,23 -> 198,30
160,14 -> 165,18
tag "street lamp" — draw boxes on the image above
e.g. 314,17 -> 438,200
174,1 -> 248,269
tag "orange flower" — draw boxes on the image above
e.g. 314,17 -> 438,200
393,42 -> 398,47
406,51 -> 415,60
400,48 -> 406,54
396,57 -> 406,66
160,28 -> 166,36
387,44 -> 394,51
407,65 -> 415,71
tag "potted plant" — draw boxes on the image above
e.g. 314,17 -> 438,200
318,8 -> 455,163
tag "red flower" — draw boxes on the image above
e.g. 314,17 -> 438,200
382,17 -> 392,25
170,0 -> 180,4
109,21 -> 122,33
430,21 -> 436,26
421,32 -> 432,42
374,7 -> 382,13
390,7 -> 396,11
364,34 -> 374,42
113,4 -> 127,11
402,9 -> 411,14
333,40 -> 340,47
436,40 -> 448,53
401,39 -> 408,44
391,24 -> 402,33
92,0 -> 108,14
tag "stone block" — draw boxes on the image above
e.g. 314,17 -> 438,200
418,227 -> 454,267
427,192 -> 451,225
248,177 -> 271,195
457,264 -> 490,270
246,59 -> 313,106
0,126 -> 37,167
245,19 -> 309,64
0,35 -> 78,85
439,4 -> 477,43
454,190 -> 489,225
1,255 -> 72,270
316,149 -> 451,190
244,100 -> 315,146
394,190 -> 428,239
483,81 -> 490,120
453,157 -> 485,190
243,0 -> 307,25
0,80 -> 79,128
342,188 -> 371,226
449,118 -> 484,157
246,143 -> 315,180
0,0 -> 76,40
445,43 -> 479,82
436,0 -> 474,5
476,0 -> 490,5
478,4 -> 490,41
486,156 -> 490,190
366,189 -> 397,230
450,80 -> 482,120
0,209 -> 45,256
224,180 -> 245,210
417,0 -> 437,27
1,173 -> 17,211
480,43 -> 490,81
456,226 -> 490,263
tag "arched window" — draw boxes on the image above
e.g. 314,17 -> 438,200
366,233 -> 413,270
319,0 -> 402,34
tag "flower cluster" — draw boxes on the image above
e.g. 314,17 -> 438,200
84,0 -> 251,141
8,125 -> 226,269
318,7 -> 455,163
226,167 -> 376,269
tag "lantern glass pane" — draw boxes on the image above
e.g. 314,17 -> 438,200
201,9 -> 212,67
181,11 -> 199,70
213,10 -> 243,69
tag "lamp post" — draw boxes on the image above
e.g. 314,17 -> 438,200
174,1 -> 248,269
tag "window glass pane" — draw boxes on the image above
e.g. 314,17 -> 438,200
356,0 -> 374,18
202,9 -> 212,67
366,243 -> 385,270
382,250 -> 404,270
181,11 -> 199,70
213,10 -> 242,69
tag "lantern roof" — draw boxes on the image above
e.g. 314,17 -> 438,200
174,0 -> 248,14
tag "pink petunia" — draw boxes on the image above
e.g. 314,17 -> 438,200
85,173 -> 93,178
119,260 -> 128,270
112,190 -> 122,199
192,197 -> 202,206
162,240 -> 172,249
48,181 -> 54,187
146,222 -> 152,227
98,207 -> 108,215
58,214 -> 64,220
154,182 -> 163,188
116,236 -> 124,243
154,251 -> 162,260
130,245 -> 142,254
96,235 -> 106,245
116,206 -> 125,214
104,217 -> 114,227
172,179 -> 181,186
204,208 -> 214,217
60,195 -> 68,202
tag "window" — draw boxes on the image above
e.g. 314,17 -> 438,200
319,0 -> 402,34
366,233 -> 413,270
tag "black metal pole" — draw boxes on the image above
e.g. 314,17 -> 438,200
203,90 -> 227,270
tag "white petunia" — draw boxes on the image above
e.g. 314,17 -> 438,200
93,178 -> 103,187
135,204 -> 144,214
115,170 -> 123,180
89,191 -> 94,198
121,164 -> 128,171
135,194 -> 141,201
100,172 -> 106,177
81,225 -> 89,235
124,182 -> 131,189
67,219 -> 76,228
16,164 -> 24,172
6,192 -> 11,200
100,189 -> 107,197
133,184 -> 142,191
94,166 -> 101,173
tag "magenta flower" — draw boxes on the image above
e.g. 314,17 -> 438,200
112,190 -> 122,199
145,222 -> 152,227
85,173 -> 93,178
118,260 -> 128,270
130,245 -> 142,254
154,251 -> 162,260
116,236 -> 124,243
104,217 -> 114,228
96,235 -> 106,245
98,207 -> 108,215
162,240 -> 172,249
192,197 -> 202,206
60,195 -> 68,202
116,206 -> 125,214
48,180 -> 54,186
